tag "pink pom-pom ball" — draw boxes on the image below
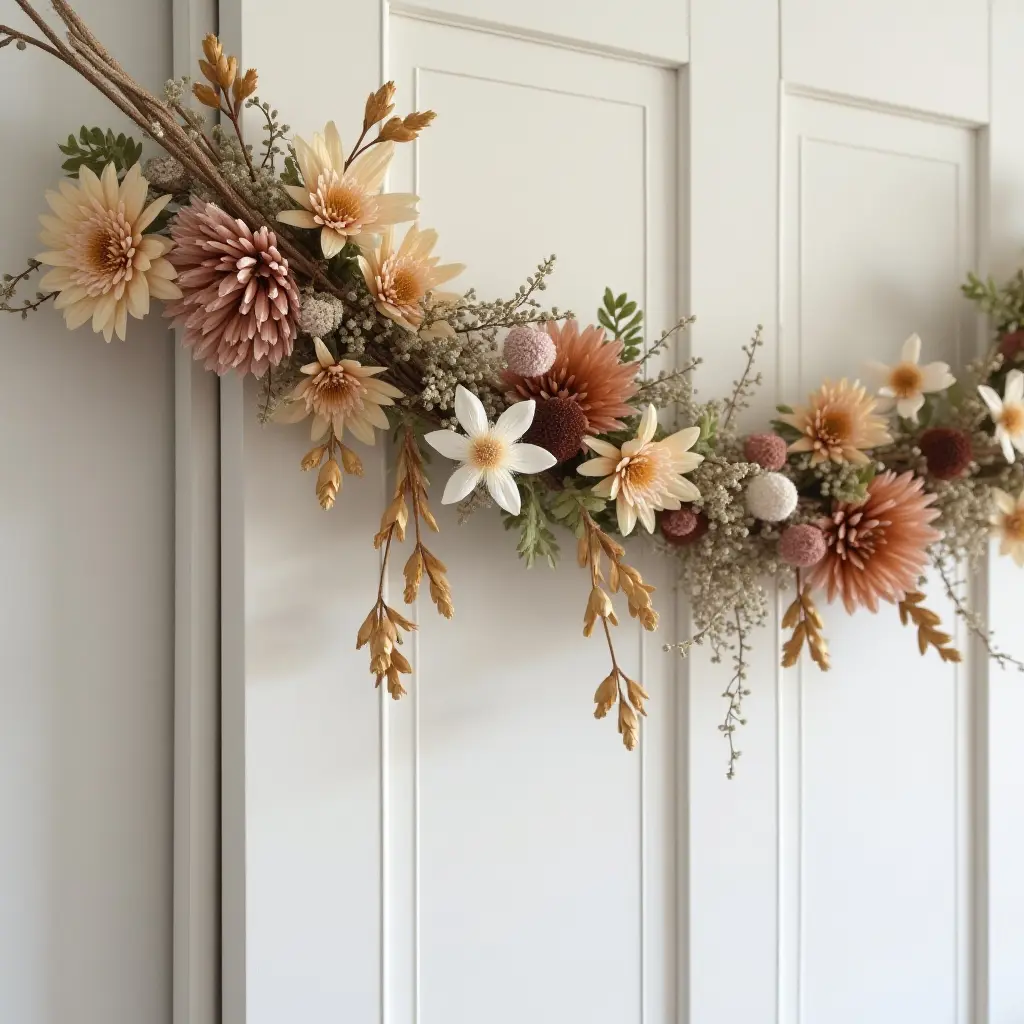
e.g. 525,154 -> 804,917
778,524 -> 827,568
743,433 -> 788,471
660,506 -> 709,546
503,325 -> 556,377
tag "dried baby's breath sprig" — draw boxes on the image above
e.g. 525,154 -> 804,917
719,610 -> 750,779
577,508 -> 655,750
781,576 -> 830,672
897,590 -> 962,663
720,324 -> 765,433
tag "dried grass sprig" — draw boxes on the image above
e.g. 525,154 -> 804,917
579,510 -> 654,750
781,576 -> 831,671
897,590 -> 962,663
357,429 -> 453,699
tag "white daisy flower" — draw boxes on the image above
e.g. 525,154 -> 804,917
866,333 -> 955,422
979,368 -> 1024,463
424,384 -> 556,515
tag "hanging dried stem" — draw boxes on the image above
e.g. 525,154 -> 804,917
580,510 -> 653,750
897,591 -> 962,663
718,609 -> 750,779
781,576 -> 830,671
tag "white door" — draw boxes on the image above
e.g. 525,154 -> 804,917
219,2 -> 1024,1023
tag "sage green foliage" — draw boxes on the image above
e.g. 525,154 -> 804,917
281,146 -> 302,187
962,270 -> 1024,333
503,480 -> 560,569
597,287 -> 644,362
549,481 -> 607,537
58,127 -> 143,179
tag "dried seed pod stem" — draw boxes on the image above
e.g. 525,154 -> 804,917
781,575 -> 831,672
897,590 -> 962,664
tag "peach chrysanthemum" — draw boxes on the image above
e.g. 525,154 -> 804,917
277,121 -> 418,259
778,379 -> 892,465
504,321 -> 639,434
274,338 -> 404,444
166,198 -> 300,378
577,404 -> 703,536
37,162 -> 180,342
808,470 -> 941,614
358,224 -> 464,332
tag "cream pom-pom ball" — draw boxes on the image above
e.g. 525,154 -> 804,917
745,472 -> 798,522
502,325 -> 556,377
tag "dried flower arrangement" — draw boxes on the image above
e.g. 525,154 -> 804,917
4,1 -> 1023,778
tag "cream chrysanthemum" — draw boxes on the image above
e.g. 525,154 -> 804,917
274,338 -> 404,444
978,369 -> 1024,463
778,379 -> 892,465
423,385 -> 556,516
991,486 -> 1024,566
277,121 -> 418,258
37,162 -> 180,341
358,224 -> 464,332
577,404 -> 703,536
866,333 -> 955,421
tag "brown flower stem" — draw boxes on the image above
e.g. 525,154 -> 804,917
220,101 -> 257,182
344,125 -> 372,170
719,608 -> 748,780
376,527 -> 395,604
0,24 -> 64,59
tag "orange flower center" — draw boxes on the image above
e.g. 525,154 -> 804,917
812,408 -> 853,452
889,363 -> 923,398
471,435 -> 505,469
620,452 -> 656,490
72,209 -> 136,295
999,403 -> 1024,435
313,172 -> 365,231
385,262 -> 425,308
1005,509 -> 1024,540
310,366 -> 363,416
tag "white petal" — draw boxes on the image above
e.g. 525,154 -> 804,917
1008,369 -> 1024,404
577,457 -> 617,477
485,467 -> 521,515
637,404 -> 658,444
454,385 -> 488,438
920,362 -> 954,392
636,501 -> 656,534
321,228 -> 346,259
314,337 -> 334,367
999,429 -> 1016,463
506,442 -> 557,474
583,437 -> 620,458
423,429 -> 472,462
672,478 -> 701,502
616,496 -> 637,536
896,394 -> 925,421
864,361 -> 893,385
900,333 -> 922,364
978,385 -> 1003,416
993,488 -> 1016,515
441,464 -> 482,504
492,399 -> 536,441
661,426 -> 701,453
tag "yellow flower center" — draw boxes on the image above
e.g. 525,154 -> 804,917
889,363 -> 924,398
999,403 -> 1024,436
313,172 -> 365,231
1005,509 -> 1024,540
388,265 -> 424,307
471,435 -> 505,469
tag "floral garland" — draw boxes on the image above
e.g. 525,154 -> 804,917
5,2 -> 1023,778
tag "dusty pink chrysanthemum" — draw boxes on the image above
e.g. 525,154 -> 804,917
808,471 -> 940,613
166,198 -> 300,377
504,321 -> 639,434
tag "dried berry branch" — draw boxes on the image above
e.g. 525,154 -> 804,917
718,609 -> 750,779
720,324 -> 765,431
897,590 -> 962,663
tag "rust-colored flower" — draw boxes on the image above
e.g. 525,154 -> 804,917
808,470 -> 941,614
503,320 -> 639,434
778,379 -> 892,465
166,198 -> 300,377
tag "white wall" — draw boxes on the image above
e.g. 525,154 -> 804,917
0,3 -> 175,1023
